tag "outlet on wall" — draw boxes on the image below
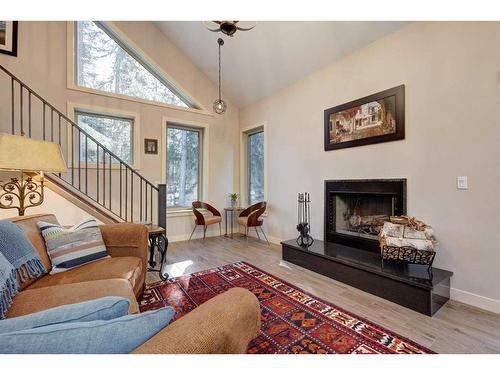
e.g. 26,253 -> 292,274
457,176 -> 468,190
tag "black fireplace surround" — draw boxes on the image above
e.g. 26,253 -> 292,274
324,179 -> 406,252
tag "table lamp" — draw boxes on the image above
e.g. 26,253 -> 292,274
0,133 -> 67,216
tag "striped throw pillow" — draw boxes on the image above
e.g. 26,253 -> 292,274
37,219 -> 109,274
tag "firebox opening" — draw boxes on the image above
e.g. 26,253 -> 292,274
325,179 -> 406,252
334,193 -> 395,241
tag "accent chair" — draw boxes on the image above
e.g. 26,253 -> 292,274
237,201 -> 269,245
189,201 -> 222,240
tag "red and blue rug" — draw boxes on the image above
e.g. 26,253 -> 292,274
140,261 -> 433,354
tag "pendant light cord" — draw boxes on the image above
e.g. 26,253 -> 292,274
217,38 -> 223,100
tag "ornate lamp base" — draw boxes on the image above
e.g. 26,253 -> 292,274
0,173 -> 45,216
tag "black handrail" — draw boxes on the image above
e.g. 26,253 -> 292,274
0,64 -> 166,227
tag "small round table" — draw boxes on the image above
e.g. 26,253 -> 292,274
224,207 -> 244,238
146,225 -> 169,281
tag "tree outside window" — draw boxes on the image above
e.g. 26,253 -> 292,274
248,130 -> 264,204
76,111 -> 134,165
75,21 -> 191,108
167,126 -> 202,208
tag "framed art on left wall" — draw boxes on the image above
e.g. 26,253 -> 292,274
0,21 -> 18,57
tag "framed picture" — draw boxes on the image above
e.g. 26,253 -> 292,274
144,138 -> 158,154
324,85 -> 405,151
0,21 -> 18,57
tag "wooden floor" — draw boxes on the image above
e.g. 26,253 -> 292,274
147,235 -> 500,354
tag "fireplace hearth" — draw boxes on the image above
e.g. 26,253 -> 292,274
325,179 -> 406,252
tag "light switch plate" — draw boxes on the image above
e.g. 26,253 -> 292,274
457,176 -> 468,190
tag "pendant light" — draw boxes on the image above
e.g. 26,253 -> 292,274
213,38 -> 227,115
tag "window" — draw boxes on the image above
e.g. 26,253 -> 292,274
247,130 -> 264,205
75,110 -> 134,164
75,21 -> 193,108
166,125 -> 202,208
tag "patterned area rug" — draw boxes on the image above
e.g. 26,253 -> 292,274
140,261 -> 433,354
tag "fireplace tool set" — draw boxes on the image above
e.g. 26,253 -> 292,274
297,192 -> 314,247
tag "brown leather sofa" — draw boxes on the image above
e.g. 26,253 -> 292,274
4,213 -> 261,353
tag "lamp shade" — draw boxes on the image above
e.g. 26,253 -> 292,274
0,133 -> 67,173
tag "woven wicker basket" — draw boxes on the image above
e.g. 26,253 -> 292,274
380,245 -> 435,266
379,216 -> 436,267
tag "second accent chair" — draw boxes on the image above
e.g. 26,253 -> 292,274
238,201 -> 269,245
189,201 -> 222,240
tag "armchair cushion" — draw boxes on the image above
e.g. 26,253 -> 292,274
203,216 -> 222,225
237,216 -> 262,227
0,296 -> 130,334
0,306 -> 175,354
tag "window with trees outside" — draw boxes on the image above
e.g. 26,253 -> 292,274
75,21 -> 193,108
167,125 -> 202,208
75,110 -> 134,165
248,130 -> 265,205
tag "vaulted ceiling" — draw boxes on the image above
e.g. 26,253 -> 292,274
156,21 -> 408,108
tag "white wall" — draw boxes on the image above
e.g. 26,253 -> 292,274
0,21 -> 240,239
239,22 -> 500,312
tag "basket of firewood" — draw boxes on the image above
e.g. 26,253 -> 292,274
379,216 -> 437,266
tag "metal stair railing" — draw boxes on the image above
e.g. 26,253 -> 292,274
0,64 -> 166,228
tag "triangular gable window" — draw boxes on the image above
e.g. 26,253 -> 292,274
75,21 -> 195,108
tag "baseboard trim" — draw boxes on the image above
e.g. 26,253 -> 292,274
168,230 -> 222,243
267,235 -> 283,245
168,230 -> 282,244
450,288 -> 500,315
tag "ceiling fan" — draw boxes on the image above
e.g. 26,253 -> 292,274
204,21 -> 256,37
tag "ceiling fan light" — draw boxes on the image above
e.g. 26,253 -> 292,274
213,99 -> 227,115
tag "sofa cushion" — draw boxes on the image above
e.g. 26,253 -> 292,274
26,256 -> 143,296
37,218 -> 109,274
0,296 -> 130,334
6,279 -> 139,318
0,306 -> 175,354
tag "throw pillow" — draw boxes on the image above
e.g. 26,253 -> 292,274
0,306 -> 175,354
37,218 -> 109,274
0,296 -> 130,334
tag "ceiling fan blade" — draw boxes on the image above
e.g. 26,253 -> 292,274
203,21 -> 222,32
236,25 -> 256,31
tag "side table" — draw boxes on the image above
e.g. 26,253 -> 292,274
224,207 -> 244,238
146,224 -> 169,281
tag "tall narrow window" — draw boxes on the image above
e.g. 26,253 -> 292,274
75,21 -> 193,108
75,110 -> 134,164
248,130 -> 264,205
166,125 -> 202,208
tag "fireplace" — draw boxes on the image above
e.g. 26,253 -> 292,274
324,179 -> 406,252
283,177 -> 452,316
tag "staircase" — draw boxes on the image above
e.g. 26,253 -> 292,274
0,64 -> 166,229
